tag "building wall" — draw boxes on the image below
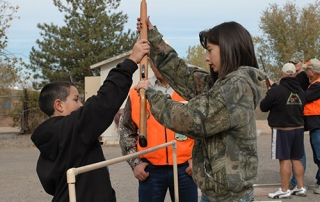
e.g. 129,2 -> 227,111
84,76 -> 101,101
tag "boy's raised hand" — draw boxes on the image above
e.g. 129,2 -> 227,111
129,39 -> 150,64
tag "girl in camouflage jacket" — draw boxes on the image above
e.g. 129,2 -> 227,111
136,19 -> 265,202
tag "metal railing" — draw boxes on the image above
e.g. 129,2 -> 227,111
66,140 -> 179,202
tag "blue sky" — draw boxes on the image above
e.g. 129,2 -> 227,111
6,0 -> 316,63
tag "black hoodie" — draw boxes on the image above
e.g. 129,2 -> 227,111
31,59 -> 137,202
260,77 -> 306,127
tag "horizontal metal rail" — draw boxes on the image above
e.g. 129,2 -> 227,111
67,140 -> 179,202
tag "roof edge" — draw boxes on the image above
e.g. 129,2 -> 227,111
90,50 -> 132,69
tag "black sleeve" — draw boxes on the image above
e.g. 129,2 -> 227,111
260,88 -> 276,112
305,82 -> 320,102
296,71 -> 310,91
71,59 -> 138,145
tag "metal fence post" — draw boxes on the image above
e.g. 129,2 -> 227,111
22,88 -> 29,134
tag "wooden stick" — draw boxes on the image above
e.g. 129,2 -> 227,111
138,0 -> 148,147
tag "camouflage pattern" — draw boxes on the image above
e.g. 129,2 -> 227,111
146,27 -> 265,201
289,52 -> 304,63
119,99 -> 144,170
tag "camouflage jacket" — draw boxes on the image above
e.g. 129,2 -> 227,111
145,27 -> 265,201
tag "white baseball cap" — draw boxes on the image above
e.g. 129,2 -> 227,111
282,63 -> 296,75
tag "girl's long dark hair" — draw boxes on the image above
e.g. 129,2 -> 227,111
199,21 -> 258,80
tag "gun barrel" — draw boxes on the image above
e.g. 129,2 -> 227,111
259,55 -> 271,89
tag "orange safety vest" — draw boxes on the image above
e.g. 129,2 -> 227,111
304,77 -> 320,116
129,87 -> 194,165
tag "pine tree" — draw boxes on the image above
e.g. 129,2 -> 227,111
184,44 -> 208,71
27,0 -> 138,92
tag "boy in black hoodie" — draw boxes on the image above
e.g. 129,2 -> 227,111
260,63 -> 307,199
31,39 -> 150,202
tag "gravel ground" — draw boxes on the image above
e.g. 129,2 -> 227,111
1,121 -> 320,202
0,120 -> 272,148
0,133 -> 34,148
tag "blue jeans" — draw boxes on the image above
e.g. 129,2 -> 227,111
289,148 -> 306,187
200,192 -> 254,202
138,160 -> 198,202
310,129 -> 320,185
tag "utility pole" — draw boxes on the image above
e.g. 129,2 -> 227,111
22,88 -> 29,134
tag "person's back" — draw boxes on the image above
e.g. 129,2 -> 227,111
260,70 -> 306,128
260,63 -> 307,199
31,40 -> 149,202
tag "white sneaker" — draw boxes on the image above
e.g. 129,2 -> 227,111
291,186 -> 307,197
307,184 -> 319,189
308,184 -> 320,194
268,188 -> 291,199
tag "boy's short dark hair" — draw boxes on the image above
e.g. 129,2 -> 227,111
39,81 -> 75,116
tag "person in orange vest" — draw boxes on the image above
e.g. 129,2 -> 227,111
119,60 -> 198,202
304,58 -> 320,195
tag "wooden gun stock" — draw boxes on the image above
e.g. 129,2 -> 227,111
138,0 -> 148,147
265,76 -> 271,89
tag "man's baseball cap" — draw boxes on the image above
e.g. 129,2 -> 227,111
282,63 -> 296,75
289,52 -> 304,63
306,58 -> 320,72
